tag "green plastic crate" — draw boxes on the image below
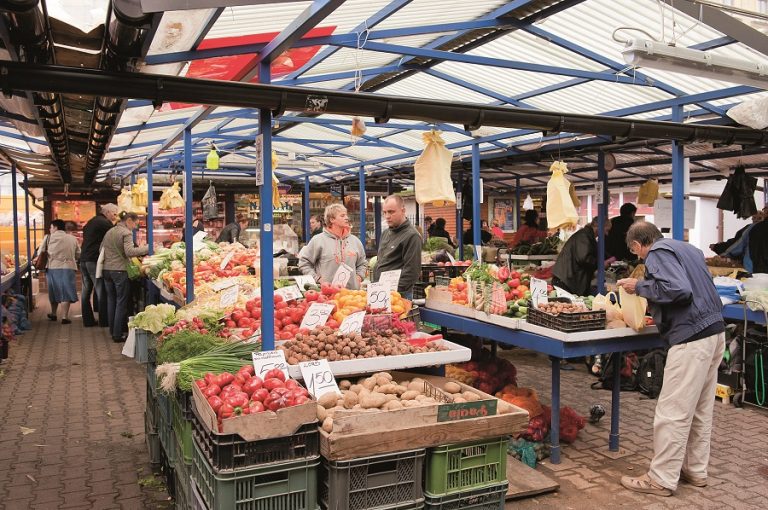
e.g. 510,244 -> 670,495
158,395 -> 176,467
191,440 -> 320,510
174,438 -> 192,510
171,391 -> 194,464
144,408 -> 161,465
425,437 -> 509,496
424,482 -> 508,510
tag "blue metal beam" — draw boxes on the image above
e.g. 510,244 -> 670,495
471,143 -> 481,252
184,127 -> 195,303
424,69 -> 534,109
689,36 -> 735,51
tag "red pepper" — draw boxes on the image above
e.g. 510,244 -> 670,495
207,395 -> 224,413
243,377 -> 263,396
265,387 -> 294,411
252,388 -> 270,402
249,401 -> 265,413
215,372 -> 235,387
284,379 -> 299,390
294,395 -> 310,405
218,402 -> 235,420
204,372 -> 217,386
224,393 -> 249,415
195,379 -> 208,390
220,383 -> 243,398
203,384 -> 221,397
241,365 -> 255,376
263,378 -> 285,391
234,373 -> 247,386
264,368 -> 286,382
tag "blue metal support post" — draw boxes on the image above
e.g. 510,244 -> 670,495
387,179 -> 393,196
458,170 -> 464,260
515,177 -> 521,229
303,176 -> 311,243
24,172 -> 32,304
610,350 -> 622,452
374,196 -> 382,247
596,152 -> 608,293
358,166 -> 366,248
471,143 -> 481,255
672,106 -> 685,240
184,128 -> 195,303
415,201 -> 420,234
10,162 -> 20,293
259,60 -> 275,351
550,356 -> 561,463
147,159 -> 154,255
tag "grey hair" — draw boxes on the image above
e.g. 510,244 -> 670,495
101,203 -> 118,215
626,221 -> 662,247
324,203 -> 347,226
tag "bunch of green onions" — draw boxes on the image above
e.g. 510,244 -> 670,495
156,341 -> 262,392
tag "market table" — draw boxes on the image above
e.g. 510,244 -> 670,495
420,308 -> 665,463
722,303 -> 766,326
1,263 -> 29,293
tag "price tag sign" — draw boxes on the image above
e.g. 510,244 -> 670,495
219,250 -> 235,270
331,263 -> 353,288
339,311 -> 365,335
275,285 -> 303,302
300,302 -> 335,331
192,230 -> 208,252
530,277 -> 548,308
475,245 -> 483,261
294,275 -> 315,289
554,286 -> 576,301
378,270 -> 401,293
299,359 -> 340,399
219,285 -> 239,308
252,350 -> 288,379
367,281 -> 391,312
211,278 -> 236,292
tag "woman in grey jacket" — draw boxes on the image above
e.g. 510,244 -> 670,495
298,204 -> 367,289
45,219 -> 81,324
101,212 -> 149,342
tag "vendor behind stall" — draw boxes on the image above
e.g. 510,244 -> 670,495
551,217 -> 609,296
606,203 -> 637,261
217,214 -> 248,244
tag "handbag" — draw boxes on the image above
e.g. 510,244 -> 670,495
34,235 -> 49,270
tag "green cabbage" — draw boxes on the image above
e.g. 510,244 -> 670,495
129,304 -> 178,334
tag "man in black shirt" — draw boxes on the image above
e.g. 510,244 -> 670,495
81,204 -> 118,327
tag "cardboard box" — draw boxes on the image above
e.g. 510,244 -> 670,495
715,383 -> 734,400
192,381 -> 317,442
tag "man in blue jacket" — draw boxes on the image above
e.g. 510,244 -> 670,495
617,222 -> 725,497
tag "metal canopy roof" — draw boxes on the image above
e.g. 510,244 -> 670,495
0,0 -> 767,191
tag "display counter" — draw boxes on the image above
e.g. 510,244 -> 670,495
722,303 -> 766,326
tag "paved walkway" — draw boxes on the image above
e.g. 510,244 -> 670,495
2,298 -> 768,509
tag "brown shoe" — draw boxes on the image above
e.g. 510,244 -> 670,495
680,471 -> 707,487
621,473 -> 673,497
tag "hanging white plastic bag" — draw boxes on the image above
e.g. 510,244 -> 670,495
159,181 -> 184,210
414,130 -> 456,207
117,188 -> 134,214
523,194 -> 534,210
546,161 -> 578,230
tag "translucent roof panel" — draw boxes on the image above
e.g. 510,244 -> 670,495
205,2 -> 314,39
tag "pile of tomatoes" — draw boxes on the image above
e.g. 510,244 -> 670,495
222,292 -> 335,340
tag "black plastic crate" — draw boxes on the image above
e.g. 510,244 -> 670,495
319,449 -> 425,510
413,282 -> 428,300
421,265 -> 448,284
147,348 -> 157,396
424,481 -> 508,510
175,389 -> 195,421
190,404 -> 320,473
527,307 -> 606,332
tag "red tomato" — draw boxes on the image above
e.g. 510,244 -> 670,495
237,318 -> 251,328
275,309 -> 287,321
231,310 -> 244,322
289,310 -> 303,324
282,317 -> 294,327
251,309 -> 261,320
274,294 -> 284,304
225,320 -> 236,328
280,331 -> 293,340
304,291 -> 319,302
275,301 -> 288,310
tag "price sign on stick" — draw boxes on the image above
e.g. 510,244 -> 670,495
339,311 -> 366,335
331,263 -> 353,288
530,277 -> 548,308
252,350 -> 289,379
192,230 -> 208,252
294,275 -> 315,289
275,285 -> 303,302
219,250 -> 235,270
367,281 -> 392,312
219,285 -> 239,308
300,303 -> 335,331
299,359 -> 340,399
554,286 -> 576,301
379,270 -> 401,293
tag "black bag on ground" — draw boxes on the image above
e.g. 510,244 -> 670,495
591,352 -> 639,391
637,349 -> 667,399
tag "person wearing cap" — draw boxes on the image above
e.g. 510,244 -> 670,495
81,204 -> 118,327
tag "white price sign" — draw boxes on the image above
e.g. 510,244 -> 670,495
339,311 -> 365,335
219,285 -> 239,308
211,278 -> 236,292
331,263 -> 353,288
219,250 -> 235,270
475,245 -> 483,261
300,303 -> 335,331
378,270 -> 401,293
299,359 -> 340,399
367,282 -> 391,312
554,286 -> 576,301
275,285 -> 303,302
530,277 -> 548,308
192,230 -> 208,252
294,275 -> 315,289
251,350 -> 288,379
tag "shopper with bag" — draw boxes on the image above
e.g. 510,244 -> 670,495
101,212 -> 149,342
617,221 -> 725,497
45,219 -> 81,324
80,204 -> 118,327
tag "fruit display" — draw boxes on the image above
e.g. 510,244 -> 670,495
195,367 -> 312,432
535,302 -> 590,315
446,352 -> 517,396
1,254 -> 28,275
333,288 -> 411,320
510,235 -> 561,256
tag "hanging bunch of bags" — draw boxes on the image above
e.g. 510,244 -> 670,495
414,130 -> 456,207
637,179 -> 659,205
546,161 -> 579,230
717,165 -> 758,219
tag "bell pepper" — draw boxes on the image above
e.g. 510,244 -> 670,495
207,395 -> 224,413
203,384 -> 221,398
195,379 -> 207,390
263,378 -> 285,391
252,388 -> 270,402
204,372 -> 217,386
215,372 -> 235,387
265,387 -> 294,411
249,400 -> 265,413
220,383 -> 243,397
218,403 -> 235,420
243,377 -> 263,396
264,368 -> 286,382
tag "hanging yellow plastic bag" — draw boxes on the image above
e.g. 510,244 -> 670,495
159,181 -> 184,210
619,286 -> 647,331
131,177 -> 148,207
271,150 -> 281,209
546,161 -> 579,229
603,291 -> 623,323
414,130 -> 456,207
117,188 -> 134,214
568,181 -> 581,208
350,116 -> 367,138
637,179 -> 659,205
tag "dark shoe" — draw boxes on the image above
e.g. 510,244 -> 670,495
61,319 -> 72,325
112,336 -> 124,343
83,323 -> 95,328
47,314 -> 57,321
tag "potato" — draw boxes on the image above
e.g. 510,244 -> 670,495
462,391 -> 481,402
385,394 -> 398,402
401,400 -> 420,408
394,385 -> 408,395
349,384 -> 364,394
376,375 -> 391,387
373,372 -> 393,382
415,394 -> 427,401
400,390 -> 420,401
383,400 -> 403,411
361,377 -> 377,391
407,381 -> 425,393
322,417 -> 333,433
452,397 -> 467,403
377,384 -> 400,395
338,379 -> 352,390
443,382 -> 462,394
343,391 -> 359,409
316,405 -> 328,421
360,392 -> 388,409
318,392 -> 339,409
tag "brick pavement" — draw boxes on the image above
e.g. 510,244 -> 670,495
0,299 -> 170,510
502,348 -> 768,510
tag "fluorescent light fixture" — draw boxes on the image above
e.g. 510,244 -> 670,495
621,38 -> 767,89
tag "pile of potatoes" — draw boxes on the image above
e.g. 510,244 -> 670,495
316,372 -> 485,433
280,327 -> 446,365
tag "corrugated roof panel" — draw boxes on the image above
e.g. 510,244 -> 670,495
526,81 -> 673,115
204,2 -> 314,39
376,72 -> 495,103
337,145 -> 405,161
373,0 -> 508,30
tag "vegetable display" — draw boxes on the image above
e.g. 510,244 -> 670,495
156,330 -> 223,364
128,303 -> 177,334
510,235 -> 561,255
156,342 -> 259,392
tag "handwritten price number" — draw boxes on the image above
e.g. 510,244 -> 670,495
299,360 -> 340,398
252,350 -> 289,379
219,285 -> 239,308
300,303 -> 334,330
367,282 -> 391,311
339,311 -> 365,334
379,270 -> 401,293
219,250 -> 235,270
275,285 -> 302,302
332,264 -> 352,288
